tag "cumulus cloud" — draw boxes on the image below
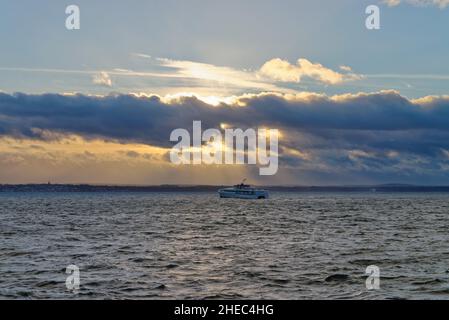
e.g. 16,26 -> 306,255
151,56 -> 361,88
2,91 -> 449,184
259,58 -> 361,85
92,71 -> 113,87
156,57 -> 282,93
383,0 -> 449,8
1,56 -> 361,96
2,91 -> 449,143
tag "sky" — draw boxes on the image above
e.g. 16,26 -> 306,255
1,0 -> 449,185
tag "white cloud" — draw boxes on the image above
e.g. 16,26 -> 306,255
132,53 -> 152,59
154,56 -> 362,89
384,0 -> 402,6
0,56 -> 362,95
92,72 -> 112,87
156,57 -> 280,92
259,58 -> 361,85
340,65 -> 353,72
383,0 -> 449,8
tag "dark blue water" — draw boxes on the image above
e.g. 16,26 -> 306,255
1,192 -> 449,299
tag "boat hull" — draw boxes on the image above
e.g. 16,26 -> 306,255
218,189 -> 269,199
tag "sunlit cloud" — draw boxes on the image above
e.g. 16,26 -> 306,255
281,146 -> 311,161
339,65 -> 353,72
156,56 -> 362,87
92,71 -> 113,87
154,57 -> 288,93
259,58 -> 362,85
2,90 -> 449,184
383,0 -> 449,8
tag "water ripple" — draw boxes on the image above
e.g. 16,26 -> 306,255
1,192 -> 449,299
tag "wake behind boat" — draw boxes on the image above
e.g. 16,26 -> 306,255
218,180 -> 269,199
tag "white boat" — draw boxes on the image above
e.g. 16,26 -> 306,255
218,180 -> 269,199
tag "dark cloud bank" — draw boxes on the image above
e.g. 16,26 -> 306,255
2,91 -> 449,183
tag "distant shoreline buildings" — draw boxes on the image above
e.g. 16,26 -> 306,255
1,184 -> 449,193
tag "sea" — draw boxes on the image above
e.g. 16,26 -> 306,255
1,191 -> 449,300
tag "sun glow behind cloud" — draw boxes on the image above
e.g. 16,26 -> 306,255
0,54 -> 364,98
0,135 -> 256,185
2,90 -> 449,185
156,56 -> 362,89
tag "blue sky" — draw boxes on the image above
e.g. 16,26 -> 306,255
1,0 -> 449,97
1,0 -> 449,185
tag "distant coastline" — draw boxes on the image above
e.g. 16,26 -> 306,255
1,184 -> 449,193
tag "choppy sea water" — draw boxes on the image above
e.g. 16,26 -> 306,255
1,192 -> 449,300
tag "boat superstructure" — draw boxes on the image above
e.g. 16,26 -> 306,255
218,180 -> 269,199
